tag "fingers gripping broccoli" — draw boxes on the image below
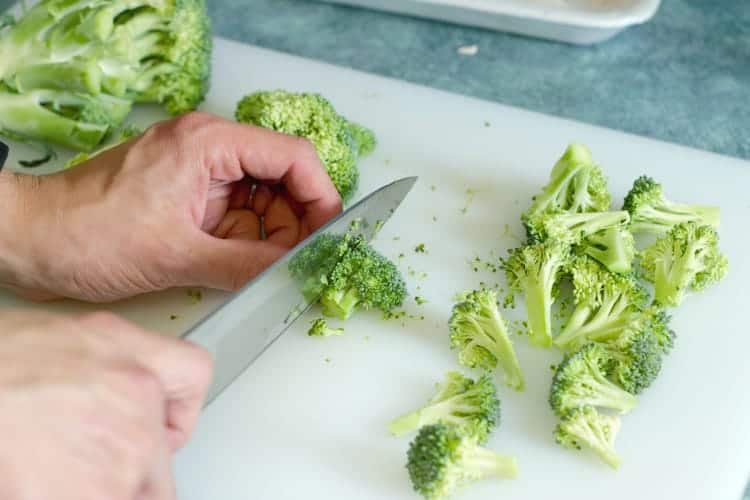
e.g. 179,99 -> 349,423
389,371 -> 500,443
640,222 -> 728,307
555,406 -> 622,469
235,90 -> 376,202
623,176 -> 720,234
448,289 -> 525,391
406,423 -> 518,500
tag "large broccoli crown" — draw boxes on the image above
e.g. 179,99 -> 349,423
641,222 -> 728,307
406,423 -> 518,500
235,90 -> 375,202
555,405 -> 621,469
389,371 -> 500,443
448,289 -> 525,391
549,343 -> 638,417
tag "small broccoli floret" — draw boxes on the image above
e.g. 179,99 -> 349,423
389,371 -> 500,443
523,144 -> 611,227
549,344 -> 638,416
235,91 -> 376,202
307,318 -> 344,337
525,210 -> 629,245
406,423 -> 518,500
554,257 -> 648,352
555,406 -> 621,469
502,241 -> 571,348
448,289 -> 525,391
288,233 -> 406,320
599,326 -> 663,395
579,226 -> 636,274
623,176 -> 720,234
640,222 -> 728,307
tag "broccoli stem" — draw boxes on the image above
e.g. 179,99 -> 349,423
12,60 -> 103,94
554,293 -> 636,351
632,204 -> 720,233
469,313 -> 524,390
562,418 -> 620,469
460,445 -> 519,479
320,288 -> 360,320
388,399 -> 480,436
652,236 -> 710,306
524,274 -> 553,349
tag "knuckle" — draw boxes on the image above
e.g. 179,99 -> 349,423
116,363 -> 163,405
169,111 -> 216,137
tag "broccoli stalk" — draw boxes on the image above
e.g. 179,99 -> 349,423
503,241 -> 570,348
526,210 -> 629,245
555,406 -> 621,469
623,176 -> 720,234
448,289 -> 524,391
641,222 -> 728,307
407,423 -> 518,500
549,343 -> 638,416
579,226 -> 636,274
389,371 -> 500,443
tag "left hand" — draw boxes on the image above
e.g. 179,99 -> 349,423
0,112 -> 342,302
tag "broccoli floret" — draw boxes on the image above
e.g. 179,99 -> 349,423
0,0 -> 211,150
289,233 -> 406,320
554,257 -> 648,352
523,143 -> 611,226
599,326 -> 663,395
448,289 -> 525,391
525,210 -> 629,245
623,176 -> 720,234
502,241 -> 571,348
307,318 -> 344,337
555,406 -> 621,469
549,343 -> 638,416
640,222 -> 728,307
235,90 -> 376,202
579,226 -> 636,274
406,423 -> 518,500
389,371 -> 500,443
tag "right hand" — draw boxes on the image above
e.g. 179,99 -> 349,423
0,310 -> 213,500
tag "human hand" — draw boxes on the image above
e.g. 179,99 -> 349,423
0,112 -> 342,301
0,310 -> 212,500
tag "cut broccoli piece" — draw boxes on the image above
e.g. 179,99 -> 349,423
288,233 -> 406,320
555,406 -> 621,469
549,343 -> 638,417
640,222 -> 728,307
0,0 -> 211,150
598,326 -> 663,395
623,176 -> 720,234
502,241 -> 571,348
307,318 -> 344,337
449,289 -> 525,391
389,371 -> 500,443
523,144 -> 611,228
406,423 -> 518,500
64,124 -> 142,168
525,210 -> 629,245
579,225 -> 636,274
235,90 -> 376,202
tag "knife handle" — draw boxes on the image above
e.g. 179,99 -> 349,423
0,140 -> 7,172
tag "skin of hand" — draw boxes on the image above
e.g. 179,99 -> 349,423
0,112 -> 342,302
0,310 -> 213,500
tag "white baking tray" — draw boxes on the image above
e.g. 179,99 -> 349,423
318,0 -> 662,45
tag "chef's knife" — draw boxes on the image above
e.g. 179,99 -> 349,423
183,176 -> 418,404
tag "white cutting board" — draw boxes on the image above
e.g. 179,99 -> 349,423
1,37 -> 749,500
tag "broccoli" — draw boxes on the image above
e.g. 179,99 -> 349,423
523,143 -> 611,226
406,423 -> 518,500
235,90 -> 376,202
0,0 -> 211,151
640,222 -> 728,307
307,318 -> 344,337
288,233 -> 406,320
598,326 -> 663,395
389,371 -> 500,443
502,241 -> 571,348
623,176 -> 720,234
448,289 -> 525,391
555,406 -> 621,469
579,225 -> 636,274
549,343 -> 638,417
64,124 -> 142,169
525,210 -> 629,245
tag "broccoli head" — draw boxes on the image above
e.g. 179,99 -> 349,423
640,222 -> 728,307
406,423 -> 518,500
623,176 -> 720,234
555,406 -> 621,469
502,241 -> 571,348
389,371 -> 500,443
549,343 -> 638,416
235,90 -> 376,202
448,289 -> 525,391
307,318 -> 344,337
599,326 -> 663,395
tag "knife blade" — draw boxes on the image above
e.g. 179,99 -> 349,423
183,176 -> 418,404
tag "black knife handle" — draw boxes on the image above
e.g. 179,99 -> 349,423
0,140 -> 7,172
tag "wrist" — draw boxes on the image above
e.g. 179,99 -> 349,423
0,171 -> 43,290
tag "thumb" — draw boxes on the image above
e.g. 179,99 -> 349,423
180,232 -> 287,291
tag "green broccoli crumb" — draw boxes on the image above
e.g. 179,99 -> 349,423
414,243 -> 427,253
187,289 -> 203,304
415,296 -> 428,305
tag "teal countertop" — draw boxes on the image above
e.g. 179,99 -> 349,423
207,0 -> 749,161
